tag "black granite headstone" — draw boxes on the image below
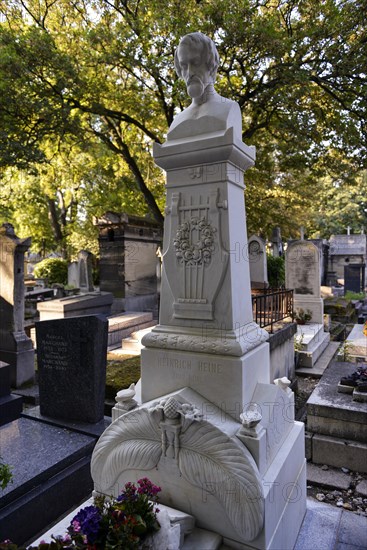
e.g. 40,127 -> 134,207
344,264 -> 365,294
36,315 -> 108,423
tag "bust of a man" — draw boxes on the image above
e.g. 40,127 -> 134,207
167,32 -> 242,141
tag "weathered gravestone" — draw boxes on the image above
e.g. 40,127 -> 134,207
95,212 -> 163,300
248,235 -> 268,289
0,223 -> 35,387
286,240 -> 323,323
286,240 -> 330,367
270,226 -> 283,257
78,250 -> 94,293
36,315 -> 108,423
67,261 -> 79,288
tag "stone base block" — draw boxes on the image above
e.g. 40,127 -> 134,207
297,329 -> 330,368
306,362 -> 367,443
311,433 -> 367,473
141,343 -> 270,421
294,297 -> 324,325
0,348 -> 35,388
0,394 -> 23,426
353,388 -> 367,402
222,423 -> 306,550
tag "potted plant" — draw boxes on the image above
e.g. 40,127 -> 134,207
293,308 -> 313,325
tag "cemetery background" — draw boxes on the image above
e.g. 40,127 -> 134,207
0,1 -> 366,548
1,227 -> 367,546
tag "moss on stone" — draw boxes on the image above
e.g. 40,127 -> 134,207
105,354 -> 141,400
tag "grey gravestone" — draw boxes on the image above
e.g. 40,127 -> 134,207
286,240 -> 323,323
271,227 -> 283,257
78,250 -> 94,292
36,315 -> 108,423
0,223 -> 35,387
248,235 -> 268,289
344,264 -> 365,294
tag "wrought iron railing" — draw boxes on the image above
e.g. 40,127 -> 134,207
252,288 -> 294,333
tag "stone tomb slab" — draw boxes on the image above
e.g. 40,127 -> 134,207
36,291 -> 113,321
306,361 -> 367,442
36,315 -> 108,423
0,417 -> 95,545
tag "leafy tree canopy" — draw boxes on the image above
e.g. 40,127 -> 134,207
0,0 -> 366,255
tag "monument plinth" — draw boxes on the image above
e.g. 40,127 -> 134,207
141,128 -> 270,416
0,224 -> 35,387
92,32 -> 306,550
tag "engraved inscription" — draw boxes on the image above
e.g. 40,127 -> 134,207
41,334 -> 68,371
198,360 -> 223,374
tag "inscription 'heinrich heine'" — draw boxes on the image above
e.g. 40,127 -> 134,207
198,360 -> 223,374
158,355 -> 223,375
158,356 -> 192,370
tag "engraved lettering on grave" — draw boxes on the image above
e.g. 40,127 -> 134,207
41,334 -> 69,371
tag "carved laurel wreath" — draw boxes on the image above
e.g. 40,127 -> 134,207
174,217 -> 216,265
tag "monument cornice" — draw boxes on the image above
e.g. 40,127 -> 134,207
142,322 -> 269,357
153,127 -> 256,173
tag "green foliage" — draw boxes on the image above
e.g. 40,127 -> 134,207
267,254 -> 285,288
344,291 -> 366,301
33,258 -> 67,285
0,457 -> 12,490
0,0 -> 366,247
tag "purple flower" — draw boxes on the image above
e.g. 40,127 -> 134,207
69,505 -> 101,544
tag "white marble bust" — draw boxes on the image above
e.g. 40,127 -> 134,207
167,32 -> 242,141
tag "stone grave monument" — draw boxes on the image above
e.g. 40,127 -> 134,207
0,223 -> 35,387
95,212 -> 163,312
248,235 -> 268,290
329,232 -> 366,287
78,249 -> 94,293
270,226 -> 283,257
92,32 -> 306,550
286,239 -> 330,366
36,315 -> 108,423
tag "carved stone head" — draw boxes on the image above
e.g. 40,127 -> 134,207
174,32 -> 219,99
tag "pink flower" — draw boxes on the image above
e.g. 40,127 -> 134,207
71,519 -> 81,532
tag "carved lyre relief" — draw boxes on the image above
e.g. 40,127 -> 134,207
164,187 -> 229,320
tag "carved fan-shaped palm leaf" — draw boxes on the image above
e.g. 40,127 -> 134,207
91,409 -> 162,494
179,421 -> 264,542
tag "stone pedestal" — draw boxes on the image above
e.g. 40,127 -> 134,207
141,129 -> 270,420
0,224 -> 35,387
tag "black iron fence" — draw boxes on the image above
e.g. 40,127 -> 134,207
252,288 -> 294,333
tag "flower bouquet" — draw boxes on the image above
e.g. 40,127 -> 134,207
0,478 -> 161,550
